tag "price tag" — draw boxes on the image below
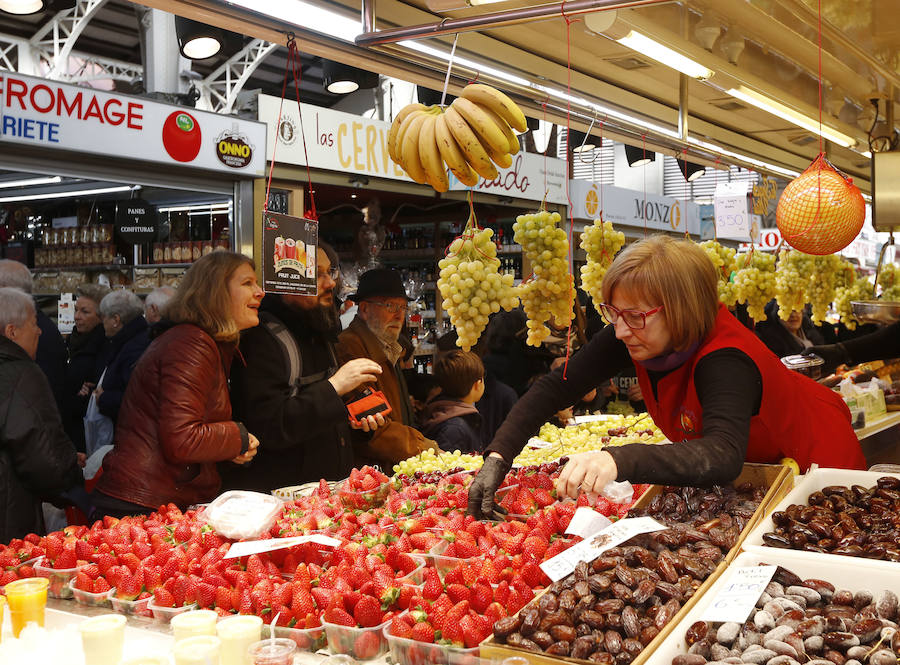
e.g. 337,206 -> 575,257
701,565 -> 778,623
714,182 -> 750,241
224,534 -> 340,559
540,516 -> 666,582
565,507 -> 613,538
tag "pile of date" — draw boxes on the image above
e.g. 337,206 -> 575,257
674,564 -> 899,665
761,476 -> 900,561
492,483 -> 767,663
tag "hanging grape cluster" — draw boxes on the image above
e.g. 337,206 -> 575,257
732,251 -> 777,322
834,272 -> 873,331
878,263 -> 900,301
437,211 -> 519,351
774,250 -> 814,320
699,240 -> 737,304
513,208 -> 575,346
580,218 -> 625,309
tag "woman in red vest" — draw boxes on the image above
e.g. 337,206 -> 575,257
468,236 -> 866,519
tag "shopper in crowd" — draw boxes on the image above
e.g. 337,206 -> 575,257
93,289 -> 149,423
421,350 -> 485,453
481,308 -> 548,396
755,300 -> 824,359
337,268 -> 437,466
62,283 -> 110,453
805,318 -> 900,371
0,287 -> 82,541
0,259 -> 67,411
468,235 -> 866,519
143,286 -> 176,325
92,252 -> 261,516
224,244 -> 385,492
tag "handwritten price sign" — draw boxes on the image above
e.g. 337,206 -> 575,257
701,565 -> 777,623
714,182 -> 751,241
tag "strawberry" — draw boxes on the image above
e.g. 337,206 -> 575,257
238,592 -> 253,615
195,582 -> 216,609
459,614 -> 481,648
353,595 -> 383,628
54,548 -> 77,570
75,540 -> 94,561
245,555 -> 266,580
389,616 -> 413,640
323,606 -> 355,626
522,535 -> 548,561
446,584 -> 470,604
215,586 -> 233,612
154,588 -> 176,608
411,621 -> 434,643
470,582 -> 493,614
0,570 -> 18,586
519,561 -> 545,589
353,631 -> 381,660
93,577 -> 111,594
116,571 -> 140,601
75,571 -> 94,592
442,600 -> 470,635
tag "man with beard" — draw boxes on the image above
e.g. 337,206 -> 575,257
337,268 -> 438,466
222,245 -> 385,490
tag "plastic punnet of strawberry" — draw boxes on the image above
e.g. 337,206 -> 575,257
262,623 -> 328,653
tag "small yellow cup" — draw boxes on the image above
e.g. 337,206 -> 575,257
5,577 -> 49,637
0,595 -> 6,643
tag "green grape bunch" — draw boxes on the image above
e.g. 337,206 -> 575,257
807,254 -> 842,324
878,263 -> 900,302
699,240 -> 737,305
732,251 -> 776,322
773,249 -> 813,320
513,208 -> 575,346
437,212 -> 519,351
834,273 -> 872,331
580,218 -> 625,309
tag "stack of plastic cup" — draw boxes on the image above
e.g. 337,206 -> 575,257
217,615 -> 263,665
172,635 -> 222,665
171,609 -> 218,642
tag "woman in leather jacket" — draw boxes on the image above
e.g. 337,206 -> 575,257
92,252 -> 262,516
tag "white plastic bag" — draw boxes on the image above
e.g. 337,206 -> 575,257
201,490 -> 283,540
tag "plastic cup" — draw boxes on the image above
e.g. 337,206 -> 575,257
217,615 -> 263,665
171,609 -> 218,642
5,577 -> 49,637
0,595 -> 5,643
173,635 -> 221,665
79,614 -> 127,665
247,638 -> 296,665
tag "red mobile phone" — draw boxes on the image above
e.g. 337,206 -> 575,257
346,389 -> 392,426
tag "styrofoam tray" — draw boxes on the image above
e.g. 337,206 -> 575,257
741,467 -> 900,567
642,548 -> 900,665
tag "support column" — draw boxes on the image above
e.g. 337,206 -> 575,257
140,8 -> 188,96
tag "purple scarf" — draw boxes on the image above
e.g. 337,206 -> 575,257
637,342 -> 700,372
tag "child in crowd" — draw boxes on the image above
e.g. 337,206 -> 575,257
421,350 -> 485,453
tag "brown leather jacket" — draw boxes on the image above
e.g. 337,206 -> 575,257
336,316 -> 437,466
96,323 -> 248,509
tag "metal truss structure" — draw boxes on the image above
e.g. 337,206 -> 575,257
197,38 -> 278,114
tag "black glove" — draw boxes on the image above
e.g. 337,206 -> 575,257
467,455 -> 511,521
803,343 -> 850,372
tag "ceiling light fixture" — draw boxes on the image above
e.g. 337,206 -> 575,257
0,185 -> 133,203
616,30 -> 714,80
0,0 -> 42,14
567,129 -> 596,153
175,16 -> 224,60
224,0 -> 360,42
676,158 -> 706,181
0,176 -> 62,189
687,136 -> 801,178
725,85 -> 857,148
624,144 -> 655,167
322,60 -> 378,94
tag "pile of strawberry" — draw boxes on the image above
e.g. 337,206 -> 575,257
337,465 -> 392,511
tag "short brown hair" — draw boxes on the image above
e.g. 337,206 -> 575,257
600,235 -> 718,350
165,251 -> 255,343
434,350 -> 484,399
76,283 -> 111,306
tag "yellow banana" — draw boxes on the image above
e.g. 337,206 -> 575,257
451,97 -> 510,156
478,104 -> 520,154
393,108 -> 428,171
460,83 -> 528,133
418,113 -> 449,192
443,106 -> 498,181
399,112 -> 430,184
387,103 -> 426,163
434,113 -> 479,187
485,141 -> 513,169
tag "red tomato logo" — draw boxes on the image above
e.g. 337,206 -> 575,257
162,111 -> 202,162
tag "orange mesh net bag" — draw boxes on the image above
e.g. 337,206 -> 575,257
775,153 -> 865,255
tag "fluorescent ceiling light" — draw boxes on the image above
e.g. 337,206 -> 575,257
687,136 -> 801,178
0,176 -> 62,189
617,31 -> 713,80
726,85 -> 857,148
225,0 -> 360,42
399,41 -> 531,87
0,185 -> 133,203
158,203 -> 232,213
426,0 -> 505,10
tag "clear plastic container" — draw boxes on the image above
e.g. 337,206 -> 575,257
201,490 -> 284,540
147,599 -> 197,625
68,578 -> 113,608
322,618 -> 390,660
781,353 -> 825,379
383,614 -> 480,665
107,589 -> 153,617
335,479 -> 392,511
34,557 -> 86,599
261,622 -> 328,653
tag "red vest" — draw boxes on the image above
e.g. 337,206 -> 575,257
634,304 -> 866,472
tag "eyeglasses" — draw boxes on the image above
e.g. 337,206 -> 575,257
317,267 -> 340,282
599,303 -> 664,329
367,301 -> 408,315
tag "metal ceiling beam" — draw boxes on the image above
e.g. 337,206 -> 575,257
0,31 -> 141,83
197,38 -> 279,113
354,0 -> 671,47
30,0 -> 111,80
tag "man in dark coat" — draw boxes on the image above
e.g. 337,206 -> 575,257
224,246 -> 385,491
0,287 -> 81,541
0,260 -> 67,410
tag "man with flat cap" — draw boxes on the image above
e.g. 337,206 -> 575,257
337,268 -> 437,466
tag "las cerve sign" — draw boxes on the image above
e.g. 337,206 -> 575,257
257,94 -> 568,205
0,73 -> 267,176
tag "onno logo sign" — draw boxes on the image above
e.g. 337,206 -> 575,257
633,199 -> 682,230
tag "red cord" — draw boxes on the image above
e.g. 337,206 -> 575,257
288,40 -> 317,220
263,34 -> 295,215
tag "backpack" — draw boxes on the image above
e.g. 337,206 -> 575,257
259,312 -> 336,397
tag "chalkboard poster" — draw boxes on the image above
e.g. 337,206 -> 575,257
262,211 -> 318,295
